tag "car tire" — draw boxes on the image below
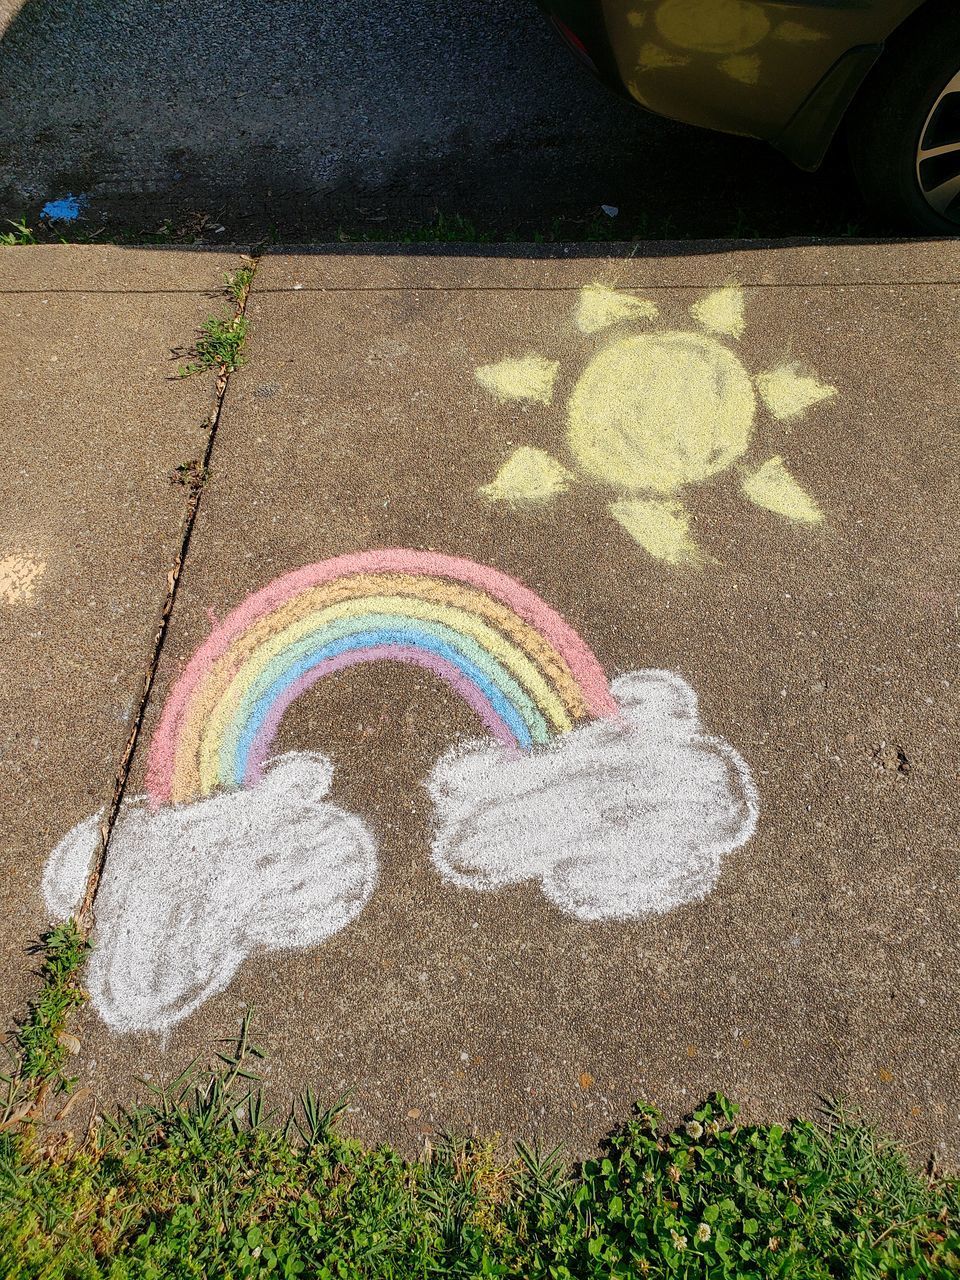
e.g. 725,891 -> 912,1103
846,0 -> 960,235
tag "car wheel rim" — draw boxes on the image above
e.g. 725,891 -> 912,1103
916,68 -> 960,226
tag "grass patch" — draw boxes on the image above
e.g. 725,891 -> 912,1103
1,922 -> 89,1128
177,313 -> 249,377
14,924 -> 88,1091
0,206 -> 868,247
335,209 -> 623,244
332,208 -> 857,245
0,1017 -> 957,1278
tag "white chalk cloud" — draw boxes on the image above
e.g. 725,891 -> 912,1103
44,672 -> 758,1032
43,753 -> 377,1034
427,669 -> 758,921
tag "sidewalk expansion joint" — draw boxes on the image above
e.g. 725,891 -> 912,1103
251,278 -> 960,293
75,255 -> 259,933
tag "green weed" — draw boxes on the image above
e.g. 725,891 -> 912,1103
177,313 -> 249,378
0,218 -> 37,246
177,260 -> 255,378
226,264 -> 255,302
0,1018 -> 956,1278
169,459 -> 209,494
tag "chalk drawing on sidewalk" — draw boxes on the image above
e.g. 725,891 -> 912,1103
43,550 -> 758,1033
43,755 -> 377,1034
476,282 -> 835,564
40,194 -> 89,223
0,552 -> 45,605
428,667 -> 757,921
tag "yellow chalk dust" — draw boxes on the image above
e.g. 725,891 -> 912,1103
756,365 -> 836,420
609,498 -> 700,565
689,283 -> 746,338
576,283 -> 658,334
475,354 -> 559,405
720,53 -> 761,84
741,456 -> 822,523
566,330 -> 756,494
0,553 -> 45,605
655,0 -> 770,53
481,446 -> 573,509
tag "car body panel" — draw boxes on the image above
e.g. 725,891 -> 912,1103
773,41 -> 883,168
542,0 -> 930,165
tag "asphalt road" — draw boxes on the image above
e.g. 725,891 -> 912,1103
0,0 -> 874,240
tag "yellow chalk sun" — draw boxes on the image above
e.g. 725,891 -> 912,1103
474,282 -> 836,565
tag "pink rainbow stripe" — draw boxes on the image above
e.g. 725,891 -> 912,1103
244,644 -> 519,785
147,549 -> 616,805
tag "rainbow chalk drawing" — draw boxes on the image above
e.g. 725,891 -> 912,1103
43,550 -> 758,1033
146,549 -> 617,803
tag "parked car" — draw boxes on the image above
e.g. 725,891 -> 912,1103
538,0 -> 960,233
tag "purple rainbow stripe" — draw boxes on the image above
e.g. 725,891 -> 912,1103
245,644 -> 519,784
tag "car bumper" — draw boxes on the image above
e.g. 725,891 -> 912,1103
541,0 -> 922,166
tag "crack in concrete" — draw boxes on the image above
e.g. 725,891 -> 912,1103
75,255 -> 260,934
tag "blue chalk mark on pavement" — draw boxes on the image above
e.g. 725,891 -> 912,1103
40,194 -> 88,222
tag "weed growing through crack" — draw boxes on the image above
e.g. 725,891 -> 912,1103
170,459 -> 209,495
226,263 -> 255,302
1,1014 -> 958,1276
177,313 -> 249,378
177,264 -> 254,379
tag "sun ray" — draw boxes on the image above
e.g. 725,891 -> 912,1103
576,284 -> 659,335
720,54 -> 761,83
480,447 -> 573,509
774,20 -> 824,41
475,355 -> 559,405
741,456 -> 823,524
634,43 -> 691,70
609,497 -> 701,564
690,284 -> 746,340
755,364 -> 836,420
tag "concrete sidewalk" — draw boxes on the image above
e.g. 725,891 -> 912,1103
0,246 -> 242,1030
4,242 -> 959,1160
